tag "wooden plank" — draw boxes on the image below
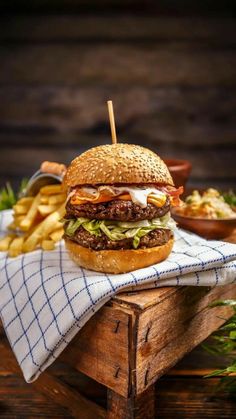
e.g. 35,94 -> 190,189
113,287 -> 178,311
156,377 -> 236,419
60,306 -> 131,397
107,386 -> 155,419
135,284 -> 236,394
1,44 -> 236,86
0,86 -> 235,147
0,17 -> 235,43
0,0 -> 153,13
0,0 -> 235,15
0,375 -> 73,418
0,339 -> 106,419
1,373 -> 235,419
0,145 -> 235,181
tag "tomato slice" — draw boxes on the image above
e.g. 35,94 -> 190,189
117,194 -> 132,201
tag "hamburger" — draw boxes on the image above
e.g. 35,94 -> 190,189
63,144 -> 183,274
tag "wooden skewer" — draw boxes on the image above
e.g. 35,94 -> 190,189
107,100 -> 117,144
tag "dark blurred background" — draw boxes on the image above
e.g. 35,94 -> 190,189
0,1 -> 235,190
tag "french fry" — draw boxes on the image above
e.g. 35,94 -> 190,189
22,232 -> 40,253
40,195 -> 49,204
0,181 -> 66,257
48,194 -> 66,205
7,221 -> 17,230
14,215 -> 25,227
13,204 -> 28,215
38,204 -> 59,216
8,236 -> 24,257
50,228 -> 64,242
23,203 -> 65,252
41,239 -> 55,251
13,197 -> 34,215
52,221 -> 64,231
40,184 -> 63,195
17,197 -> 34,206
0,235 -> 15,251
19,193 -> 41,231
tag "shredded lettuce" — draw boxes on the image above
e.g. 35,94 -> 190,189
63,212 -> 175,248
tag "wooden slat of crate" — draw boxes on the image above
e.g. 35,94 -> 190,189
135,284 -> 235,394
60,306 -> 131,397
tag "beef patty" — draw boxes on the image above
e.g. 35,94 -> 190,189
66,197 -> 170,222
65,226 -> 172,251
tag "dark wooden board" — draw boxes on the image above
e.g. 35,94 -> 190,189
0,15 -> 235,191
156,377 -> 236,419
0,338 -> 106,419
0,0 -> 235,15
0,86 -> 235,147
0,16 -> 235,43
1,43 -> 236,86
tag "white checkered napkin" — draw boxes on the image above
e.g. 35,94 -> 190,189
0,209 -> 236,383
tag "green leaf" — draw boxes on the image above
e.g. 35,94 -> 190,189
63,214 -> 176,249
0,182 -> 17,210
229,331 -> 236,340
18,178 -> 29,197
210,300 -> 236,308
204,298 -> 236,394
204,368 -> 228,378
220,323 -> 236,331
223,190 -> 236,207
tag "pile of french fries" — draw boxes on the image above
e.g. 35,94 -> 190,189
0,184 -> 66,257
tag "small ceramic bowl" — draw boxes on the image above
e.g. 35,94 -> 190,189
164,159 -> 192,188
171,209 -> 236,239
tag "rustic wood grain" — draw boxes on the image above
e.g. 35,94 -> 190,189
0,86 -> 235,147
0,16 -> 235,43
156,377 -> 236,419
1,44 -> 236,86
113,287 -> 177,311
60,306 -> 131,397
1,1 -> 235,15
0,374 -> 235,418
135,284 -> 236,394
0,339 -> 106,419
0,14 -> 235,190
107,386 -> 155,419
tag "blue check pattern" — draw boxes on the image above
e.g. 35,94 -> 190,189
0,210 -> 236,382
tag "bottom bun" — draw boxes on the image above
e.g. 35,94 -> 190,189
65,237 -> 174,274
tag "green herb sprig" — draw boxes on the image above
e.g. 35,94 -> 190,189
0,178 -> 28,211
203,300 -> 236,395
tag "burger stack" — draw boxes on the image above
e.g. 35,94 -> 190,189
63,144 -> 183,273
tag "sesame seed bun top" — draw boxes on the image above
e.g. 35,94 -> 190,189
64,143 -> 174,187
